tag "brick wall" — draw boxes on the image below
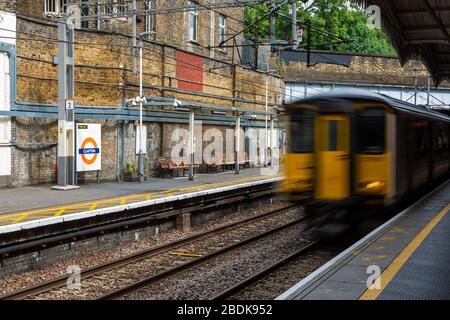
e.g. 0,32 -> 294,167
283,50 -> 447,88
8,0 -> 244,61
7,15 -> 280,187
15,16 -> 280,108
10,117 -> 57,186
0,0 -> 16,13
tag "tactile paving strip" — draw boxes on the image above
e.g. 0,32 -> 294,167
378,209 -> 450,300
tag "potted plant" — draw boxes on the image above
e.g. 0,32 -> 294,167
123,161 -> 138,182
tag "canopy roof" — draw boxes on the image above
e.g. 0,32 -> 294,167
355,0 -> 450,85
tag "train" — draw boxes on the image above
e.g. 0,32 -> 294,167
280,89 -> 450,231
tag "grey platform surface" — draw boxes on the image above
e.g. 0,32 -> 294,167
278,180 -> 450,300
0,168 -> 266,215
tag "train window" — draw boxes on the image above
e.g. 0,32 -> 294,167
290,109 -> 314,153
356,108 -> 385,154
413,121 -> 428,156
435,126 -> 449,153
329,120 -> 338,151
317,118 -> 348,152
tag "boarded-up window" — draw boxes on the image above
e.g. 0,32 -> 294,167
176,51 -> 203,92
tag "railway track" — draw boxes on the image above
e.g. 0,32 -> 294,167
0,204 -> 304,300
210,240 -> 320,300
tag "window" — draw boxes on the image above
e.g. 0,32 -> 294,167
188,1 -> 198,42
318,118 -> 348,152
290,110 -> 315,153
328,120 -> 338,151
45,0 -> 67,15
81,0 -> 89,28
115,0 -> 127,15
104,0 -> 114,15
437,127 -> 449,152
218,14 -> 226,48
104,0 -> 127,17
146,0 -> 157,38
413,121 -> 428,158
356,108 -> 385,154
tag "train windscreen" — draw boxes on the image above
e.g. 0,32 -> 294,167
290,109 -> 315,153
356,107 -> 385,154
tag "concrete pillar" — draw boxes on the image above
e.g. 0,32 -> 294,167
54,18 -> 77,190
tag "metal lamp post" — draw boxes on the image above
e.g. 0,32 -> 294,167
136,31 -> 155,183
138,40 -> 144,183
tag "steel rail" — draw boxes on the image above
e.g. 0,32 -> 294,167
0,203 -> 300,300
211,240 -> 319,300
97,215 -> 308,300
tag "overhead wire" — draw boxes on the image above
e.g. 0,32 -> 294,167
0,2 -> 433,106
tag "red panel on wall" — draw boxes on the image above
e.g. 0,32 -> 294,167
176,50 -> 204,92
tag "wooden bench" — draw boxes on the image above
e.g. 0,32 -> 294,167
159,157 -> 199,177
159,157 -> 176,177
220,153 -> 249,171
161,152 -> 255,175
211,152 -> 251,171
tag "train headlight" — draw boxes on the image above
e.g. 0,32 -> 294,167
359,181 -> 386,192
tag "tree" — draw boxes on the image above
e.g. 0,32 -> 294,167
244,0 -> 397,56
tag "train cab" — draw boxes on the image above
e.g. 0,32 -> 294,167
282,97 -> 355,207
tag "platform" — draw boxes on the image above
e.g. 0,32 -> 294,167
0,169 -> 279,228
278,180 -> 450,300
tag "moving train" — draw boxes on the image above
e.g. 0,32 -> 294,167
280,89 -> 450,229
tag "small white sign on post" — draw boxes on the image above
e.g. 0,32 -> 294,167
65,99 -> 74,110
136,125 -> 147,155
76,123 -> 102,172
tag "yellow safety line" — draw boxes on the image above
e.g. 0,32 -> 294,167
54,208 -> 66,216
11,213 -> 29,224
0,175 -> 274,225
359,202 -> 450,300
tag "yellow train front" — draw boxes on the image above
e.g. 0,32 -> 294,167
281,89 -> 450,230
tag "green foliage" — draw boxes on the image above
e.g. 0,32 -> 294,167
244,0 -> 396,56
124,161 -> 137,175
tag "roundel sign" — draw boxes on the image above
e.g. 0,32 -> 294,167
76,124 -> 101,172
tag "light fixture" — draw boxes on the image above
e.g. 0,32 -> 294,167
211,110 -> 227,116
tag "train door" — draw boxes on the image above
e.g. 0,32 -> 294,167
315,114 -> 351,200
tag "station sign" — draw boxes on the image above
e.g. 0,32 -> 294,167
135,125 -> 147,155
76,123 -> 101,172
